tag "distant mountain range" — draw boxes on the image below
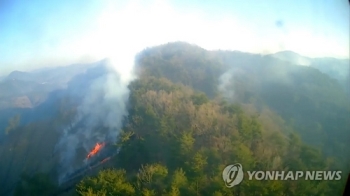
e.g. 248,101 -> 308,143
269,51 -> 349,89
0,50 -> 347,110
0,62 -> 100,109
0,42 -> 349,195
0,60 -> 110,139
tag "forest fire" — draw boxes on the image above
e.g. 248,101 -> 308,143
86,142 -> 105,159
58,143 -> 118,188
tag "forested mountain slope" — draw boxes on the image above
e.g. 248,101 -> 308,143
1,42 -> 348,195
75,76 -> 345,195
137,42 -> 350,166
75,42 -> 350,195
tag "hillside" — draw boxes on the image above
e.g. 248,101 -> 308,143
0,42 -> 349,195
137,43 -> 350,163
0,62 -> 98,110
270,51 -> 350,95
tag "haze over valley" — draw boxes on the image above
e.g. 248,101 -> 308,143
0,42 -> 349,195
0,0 -> 349,195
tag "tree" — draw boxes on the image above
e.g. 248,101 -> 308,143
76,169 -> 135,196
136,163 -> 168,193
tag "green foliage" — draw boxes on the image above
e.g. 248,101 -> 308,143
221,102 -> 243,115
171,168 -> 187,188
136,42 -> 225,98
191,93 -> 209,106
141,188 -> 156,196
76,74 -> 345,195
2,42 -> 348,195
189,152 -> 208,175
76,169 -> 135,196
137,164 -> 168,184
179,132 -> 194,156
74,43 -> 350,196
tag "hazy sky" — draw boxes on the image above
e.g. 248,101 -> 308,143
0,0 -> 349,75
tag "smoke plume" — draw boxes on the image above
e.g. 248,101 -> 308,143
55,58 -> 135,184
218,71 -> 234,98
218,67 -> 246,100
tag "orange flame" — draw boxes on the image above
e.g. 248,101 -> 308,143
100,157 -> 110,164
86,142 -> 105,159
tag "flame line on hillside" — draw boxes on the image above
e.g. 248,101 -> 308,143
86,142 -> 105,159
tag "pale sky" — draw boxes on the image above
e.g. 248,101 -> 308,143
0,0 -> 349,76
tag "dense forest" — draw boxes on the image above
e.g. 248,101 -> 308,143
0,42 -> 349,195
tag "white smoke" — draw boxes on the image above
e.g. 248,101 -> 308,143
55,57 -> 136,184
218,71 -> 234,99
218,67 -> 246,100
